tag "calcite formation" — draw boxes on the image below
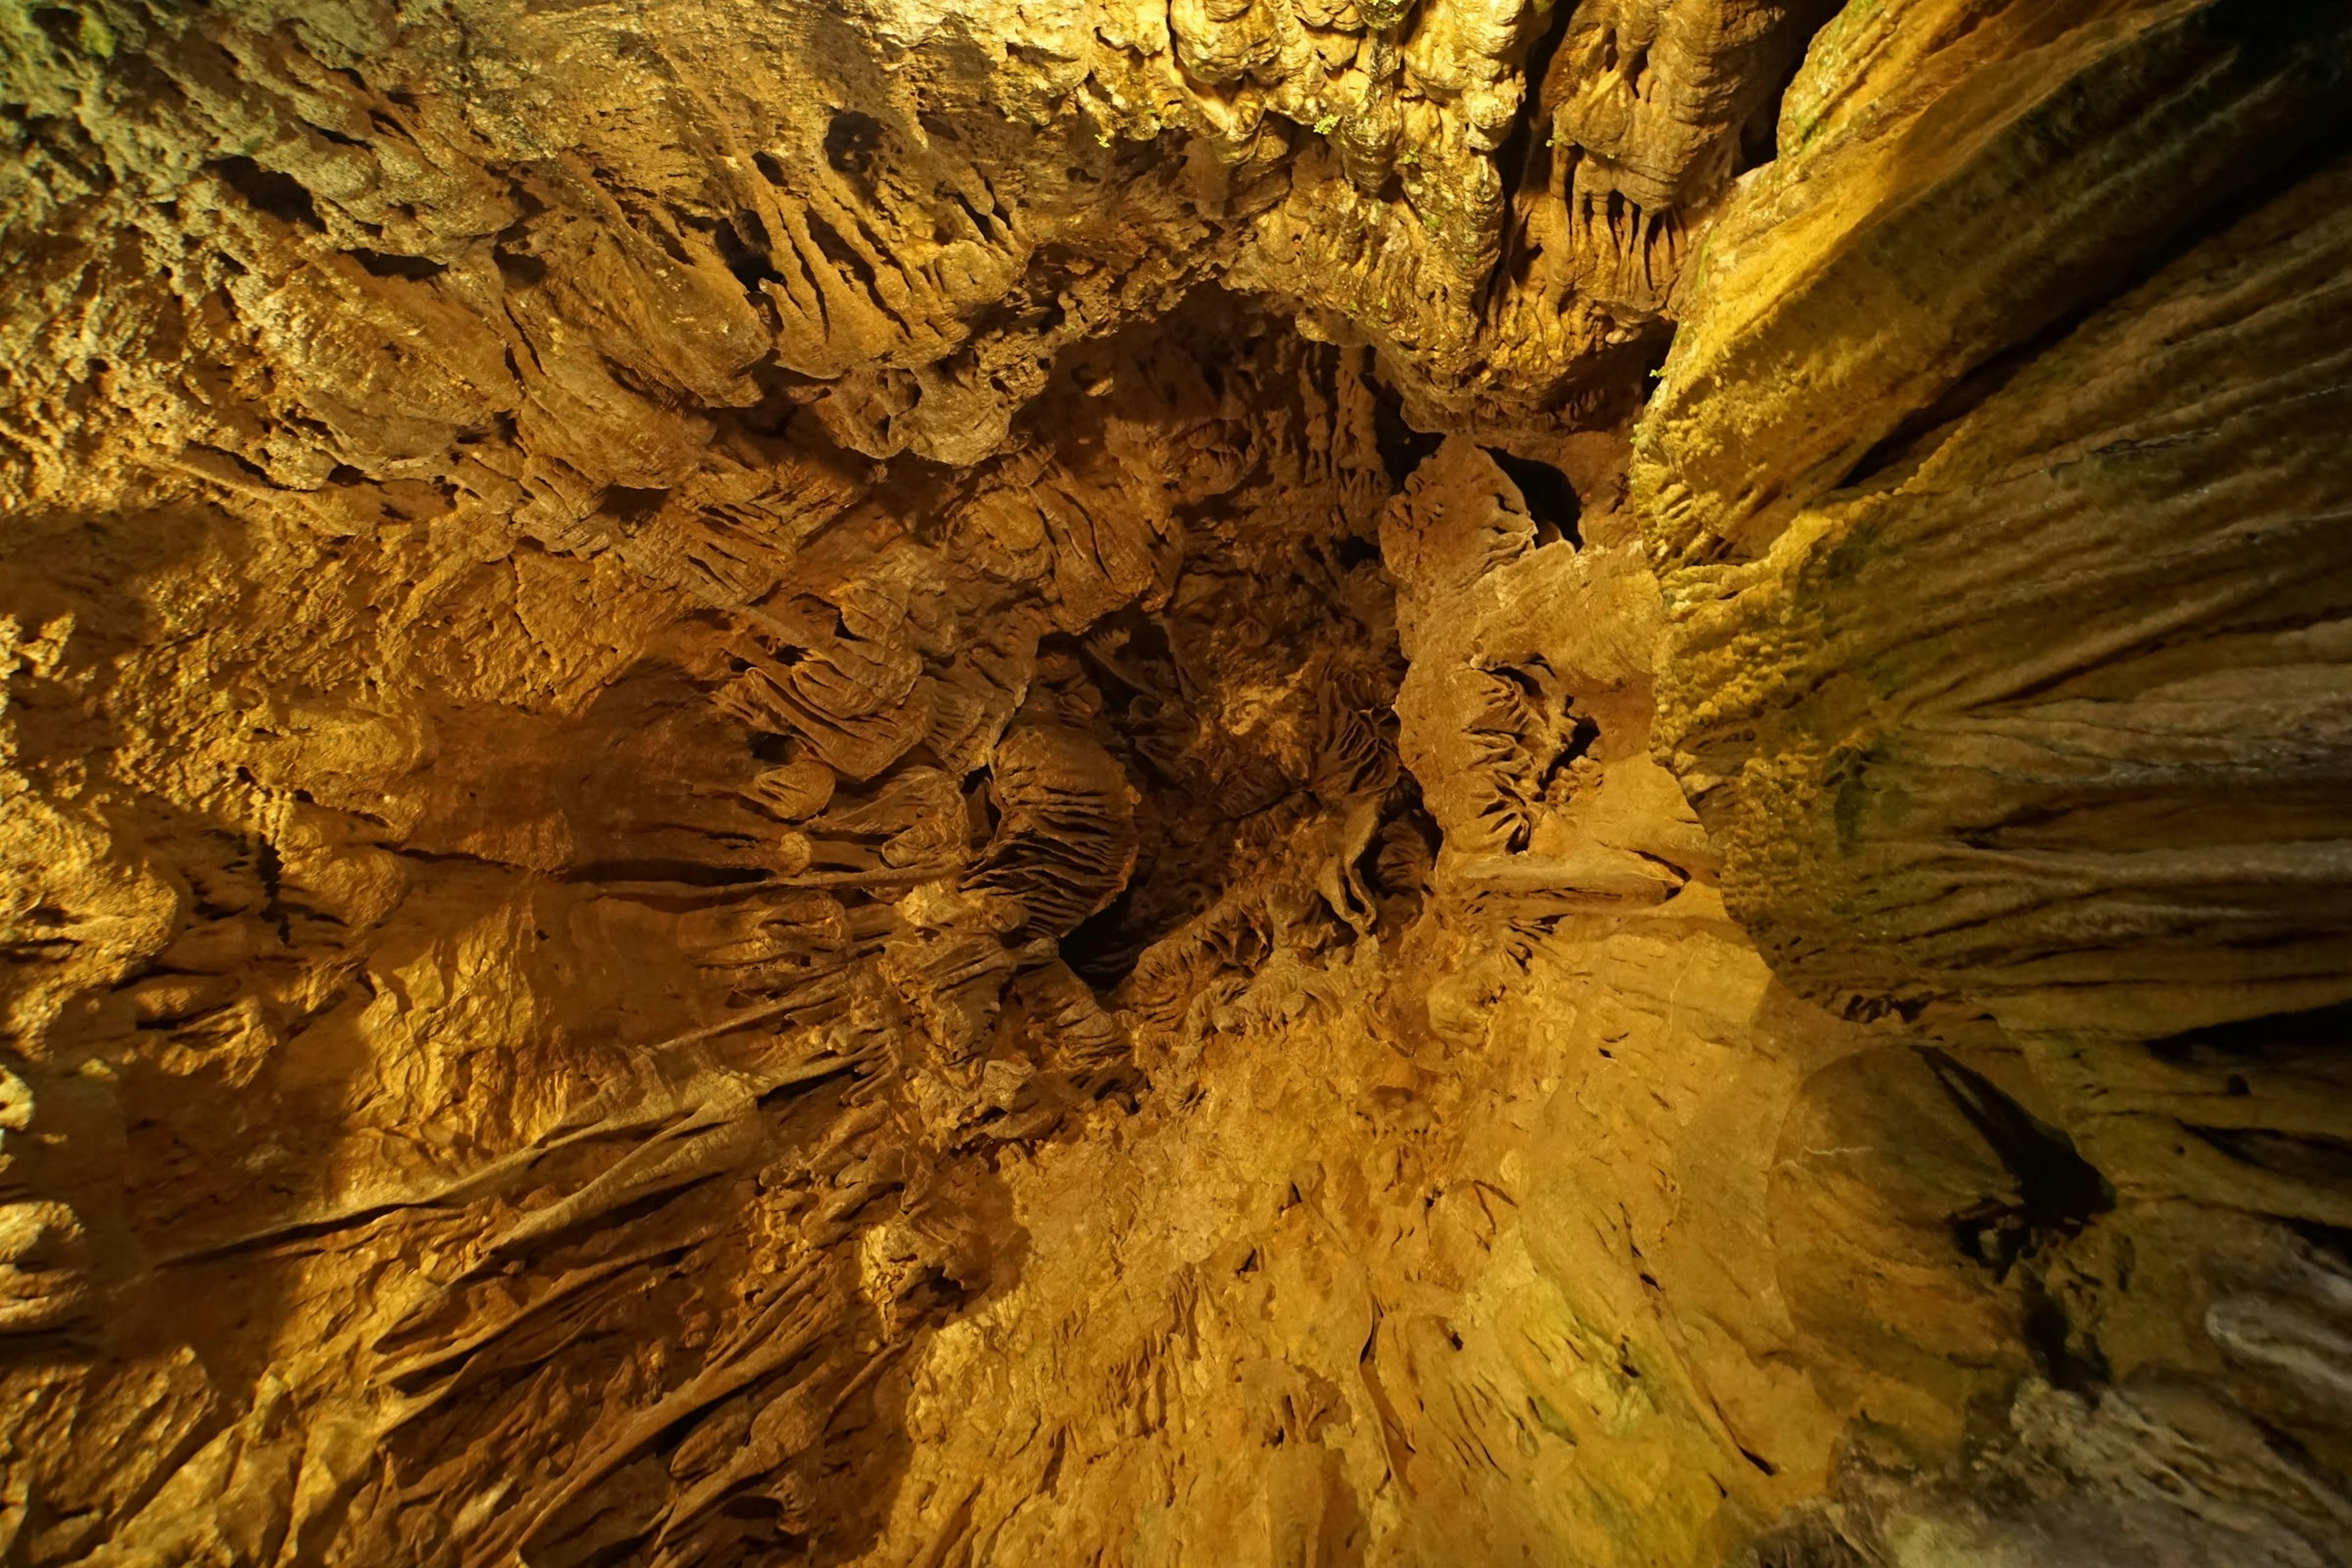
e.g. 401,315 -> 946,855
2,1 -> 2348,1564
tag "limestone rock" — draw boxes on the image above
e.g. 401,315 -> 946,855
4,0 -> 2350,1564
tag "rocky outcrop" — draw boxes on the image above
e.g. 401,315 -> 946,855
1635,1 -> 2352,1559
4,0 -> 2350,1564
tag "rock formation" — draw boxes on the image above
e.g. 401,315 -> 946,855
1,0 -> 2347,1564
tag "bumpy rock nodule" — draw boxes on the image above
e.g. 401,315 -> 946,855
2,1 -> 2348,1564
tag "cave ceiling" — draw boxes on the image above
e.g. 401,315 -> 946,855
3,1 -> 2351,1564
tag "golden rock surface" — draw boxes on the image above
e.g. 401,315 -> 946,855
2,1 -> 2348,1564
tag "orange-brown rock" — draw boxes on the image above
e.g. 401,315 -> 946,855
4,1 -> 2350,1564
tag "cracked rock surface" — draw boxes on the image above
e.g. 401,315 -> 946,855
4,1 -> 2351,1564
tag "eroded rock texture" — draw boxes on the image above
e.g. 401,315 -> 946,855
2,0 -> 2349,1564
1640,2 -> 2352,1562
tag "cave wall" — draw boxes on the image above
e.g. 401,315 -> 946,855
1638,2 -> 2352,1558
4,0 -> 2350,1564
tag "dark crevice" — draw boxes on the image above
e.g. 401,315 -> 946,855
564,860 -> 772,888
2189,1125 -> 2352,1188
31,7 -> 80,51
214,156 -> 324,230
1371,379 -> 1442,488
1541,713 -> 1600,791
2146,997 -> 2352,1062
943,185 -> 997,241
1060,886 -> 1152,990
714,214 -> 785,292
1837,311 -> 2089,492
1922,1047 -> 2114,1278
1485,448 -> 1583,548
493,243 -> 548,285
1487,0 -> 1575,307
603,486 -> 669,525
2022,1275 -> 2111,1393
349,249 -> 447,281
825,108 -> 886,187
1733,0 -> 1846,176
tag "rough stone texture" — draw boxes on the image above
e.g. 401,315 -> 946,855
1640,0 -> 2352,1031
1637,1 -> 2352,1561
4,0 -> 2350,1564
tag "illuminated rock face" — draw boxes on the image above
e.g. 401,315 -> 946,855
2,2 -> 2348,1564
